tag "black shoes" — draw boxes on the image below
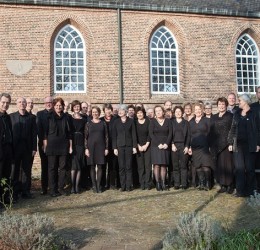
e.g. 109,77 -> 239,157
156,182 -> 162,191
218,186 -> 227,193
21,192 -> 34,199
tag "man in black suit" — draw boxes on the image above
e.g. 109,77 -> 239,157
36,96 -> 53,195
0,93 -> 13,203
10,97 -> 37,200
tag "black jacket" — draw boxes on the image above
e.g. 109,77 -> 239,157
112,117 -> 137,149
36,109 -> 52,143
0,112 -> 13,160
228,108 -> 260,152
10,111 -> 37,152
171,118 -> 190,148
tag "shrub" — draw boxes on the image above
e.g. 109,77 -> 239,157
0,213 -> 76,250
216,229 -> 260,250
247,192 -> 260,216
163,212 -> 223,250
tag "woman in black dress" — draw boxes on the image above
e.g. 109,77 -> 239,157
135,106 -> 152,190
43,97 -> 72,197
210,97 -> 234,194
171,106 -> 190,190
85,106 -> 108,193
228,94 -> 260,197
70,100 -> 87,194
149,105 -> 172,191
189,103 -> 213,191
112,104 -> 137,192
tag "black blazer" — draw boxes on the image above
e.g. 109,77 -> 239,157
10,111 -> 37,152
36,109 -> 51,143
172,118 -> 191,148
112,117 -> 137,149
228,108 -> 260,152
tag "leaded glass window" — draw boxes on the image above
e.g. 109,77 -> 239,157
236,34 -> 259,93
54,25 -> 86,93
150,27 -> 179,94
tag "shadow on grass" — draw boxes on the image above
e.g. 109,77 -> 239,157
55,227 -> 102,249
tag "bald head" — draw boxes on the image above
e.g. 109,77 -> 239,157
44,96 -> 53,111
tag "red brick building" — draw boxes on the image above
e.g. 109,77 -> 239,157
0,0 -> 259,107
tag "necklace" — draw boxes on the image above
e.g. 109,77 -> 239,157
157,118 -> 164,124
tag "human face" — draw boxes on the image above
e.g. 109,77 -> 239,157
44,97 -> 53,111
81,103 -> 88,114
92,108 -> 100,119
155,107 -> 164,119
165,111 -> 172,119
217,101 -> 227,113
184,105 -> 192,116
256,88 -> 260,101
174,108 -> 183,119
26,98 -> 33,112
146,108 -> 154,119
54,101 -> 63,114
238,98 -> 248,109
73,104 -> 81,114
118,108 -> 127,118
228,94 -> 236,106
164,101 -> 172,110
17,97 -> 27,112
0,96 -> 10,113
104,108 -> 112,117
128,108 -> 135,118
136,110 -> 144,120
194,105 -> 203,118
204,106 -> 212,116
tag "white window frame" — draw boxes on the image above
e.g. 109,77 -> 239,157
236,34 -> 259,94
54,24 -> 86,93
150,26 -> 179,94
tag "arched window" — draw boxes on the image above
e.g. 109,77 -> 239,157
150,26 -> 179,94
54,25 -> 86,93
236,34 -> 259,93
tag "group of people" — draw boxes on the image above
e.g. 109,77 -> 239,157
0,88 -> 259,204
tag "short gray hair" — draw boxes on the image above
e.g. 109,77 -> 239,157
118,104 -> 128,112
239,93 -> 252,105
204,101 -> 212,109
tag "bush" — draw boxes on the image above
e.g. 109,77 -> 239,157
216,229 -> 260,250
163,212 -> 223,250
247,192 -> 260,216
0,213 -> 76,250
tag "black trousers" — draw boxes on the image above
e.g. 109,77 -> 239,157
136,147 -> 152,188
0,144 -> 13,198
48,155 -> 67,194
39,142 -> 48,192
233,143 -> 257,196
118,146 -> 133,189
171,143 -> 188,187
13,143 -> 32,196
103,152 -> 119,188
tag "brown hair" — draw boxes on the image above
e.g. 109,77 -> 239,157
92,105 -> 101,115
216,97 -> 228,107
71,100 -> 82,112
53,97 -> 65,107
173,105 -> 184,115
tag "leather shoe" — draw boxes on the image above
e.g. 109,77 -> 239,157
41,190 -> 47,195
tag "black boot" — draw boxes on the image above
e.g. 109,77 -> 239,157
156,182 -> 162,191
161,181 -> 168,191
197,170 -> 205,191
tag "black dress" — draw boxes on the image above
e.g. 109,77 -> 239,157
85,120 -> 108,165
71,117 -> 87,170
210,112 -> 234,186
189,117 -> 213,169
149,118 -> 172,165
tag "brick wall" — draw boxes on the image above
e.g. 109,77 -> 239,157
0,3 -> 260,106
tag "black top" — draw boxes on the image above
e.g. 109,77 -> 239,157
112,117 -> 137,149
149,118 -> 172,147
209,111 -> 233,156
37,109 -> 52,142
44,111 -> 72,156
189,116 -> 210,149
135,117 -> 151,146
172,118 -> 190,147
10,111 -> 37,152
237,115 -> 249,143
228,108 -> 260,152
101,115 -> 118,150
